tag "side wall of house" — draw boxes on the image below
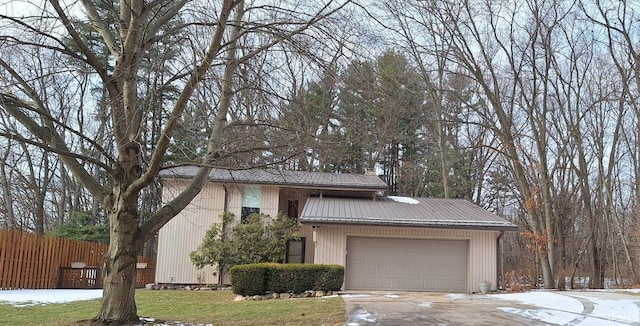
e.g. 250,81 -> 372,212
219,184 -> 280,284
312,225 -> 499,292
157,181 -> 281,284
156,180 -> 226,284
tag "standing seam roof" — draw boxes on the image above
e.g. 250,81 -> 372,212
159,166 -> 389,190
300,197 -> 518,231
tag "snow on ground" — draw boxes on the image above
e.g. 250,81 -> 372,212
568,293 -> 640,324
492,292 -> 583,325
492,291 -> 583,313
346,308 -> 382,326
0,289 -> 102,307
497,307 -> 579,325
387,196 -> 420,204
341,294 -> 372,298
446,293 -> 472,301
492,290 -> 640,325
384,293 -> 400,298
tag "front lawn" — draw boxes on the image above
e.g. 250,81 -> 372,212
0,289 -> 345,325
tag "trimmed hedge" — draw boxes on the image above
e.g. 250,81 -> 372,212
230,263 -> 344,296
228,263 -> 267,296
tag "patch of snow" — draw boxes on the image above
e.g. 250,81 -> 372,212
569,294 -> 640,324
619,289 -> 640,293
347,308 -> 380,325
321,295 -> 339,299
0,289 -> 102,306
384,293 -> 400,298
446,293 -> 471,301
387,196 -> 420,204
492,291 -> 583,314
416,301 -> 432,308
498,307 -> 579,325
576,317 -> 630,326
341,294 -> 372,298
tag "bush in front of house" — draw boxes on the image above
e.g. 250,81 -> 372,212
190,213 -> 301,278
230,263 -> 344,296
229,263 -> 267,296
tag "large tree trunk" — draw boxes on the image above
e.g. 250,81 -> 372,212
95,186 -> 143,323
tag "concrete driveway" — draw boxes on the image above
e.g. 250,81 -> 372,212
341,290 -> 640,326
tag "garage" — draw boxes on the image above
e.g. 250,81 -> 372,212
345,237 -> 468,292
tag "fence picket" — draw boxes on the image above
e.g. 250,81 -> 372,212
0,230 -> 154,289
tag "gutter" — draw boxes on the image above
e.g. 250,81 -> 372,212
497,230 -> 504,290
299,219 -> 519,232
219,183 -> 229,285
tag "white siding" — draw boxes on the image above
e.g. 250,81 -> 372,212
313,225 -> 500,293
156,180 -> 226,284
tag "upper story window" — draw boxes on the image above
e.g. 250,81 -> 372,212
287,199 -> 299,221
241,185 -> 261,223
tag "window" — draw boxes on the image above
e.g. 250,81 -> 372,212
287,199 -> 299,220
286,238 -> 305,263
241,185 -> 261,223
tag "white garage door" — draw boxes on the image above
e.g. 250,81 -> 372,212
346,237 -> 468,292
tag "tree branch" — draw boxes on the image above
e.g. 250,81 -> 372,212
80,0 -> 121,56
0,94 -> 109,200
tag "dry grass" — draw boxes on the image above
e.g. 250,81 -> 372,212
0,289 -> 345,325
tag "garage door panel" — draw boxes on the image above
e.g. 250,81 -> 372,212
346,237 -> 468,292
378,264 -> 393,275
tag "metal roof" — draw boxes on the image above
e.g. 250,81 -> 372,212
300,197 -> 518,231
159,166 -> 389,191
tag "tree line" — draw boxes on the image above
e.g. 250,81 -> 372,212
1,0 -> 639,323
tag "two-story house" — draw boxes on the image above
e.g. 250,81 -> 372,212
155,166 -> 517,293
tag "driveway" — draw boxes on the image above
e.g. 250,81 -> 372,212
341,290 -> 640,325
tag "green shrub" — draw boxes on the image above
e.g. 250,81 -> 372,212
231,263 -> 344,296
229,263 -> 267,296
314,265 -> 344,291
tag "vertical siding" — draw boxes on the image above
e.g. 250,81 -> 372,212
300,224 -> 315,263
313,225 -> 500,293
156,180 -> 226,284
261,186 -> 279,218
158,183 -> 284,284
226,184 -> 243,219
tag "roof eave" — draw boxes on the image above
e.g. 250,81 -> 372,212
299,219 -> 519,232
159,174 -> 388,191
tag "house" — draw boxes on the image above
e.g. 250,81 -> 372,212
155,166 -> 518,293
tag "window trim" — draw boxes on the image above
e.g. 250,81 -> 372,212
285,237 -> 305,264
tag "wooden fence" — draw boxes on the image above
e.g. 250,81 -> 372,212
0,229 -> 155,289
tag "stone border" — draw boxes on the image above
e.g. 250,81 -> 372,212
144,283 -> 232,291
233,290 -> 335,301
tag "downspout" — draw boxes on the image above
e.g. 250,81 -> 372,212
497,230 -> 504,290
220,183 -> 229,285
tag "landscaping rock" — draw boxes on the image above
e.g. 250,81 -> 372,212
302,292 -> 311,298
327,291 -> 333,296
272,293 -> 280,299
252,295 -> 263,300
233,295 -> 246,302
185,285 -> 192,290
280,293 -> 291,299
315,290 -> 325,297
145,283 -> 155,290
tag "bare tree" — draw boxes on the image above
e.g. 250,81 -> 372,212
0,0 -> 350,323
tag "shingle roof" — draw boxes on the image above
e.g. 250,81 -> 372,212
159,166 -> 389,191
300,197 -> 518,231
